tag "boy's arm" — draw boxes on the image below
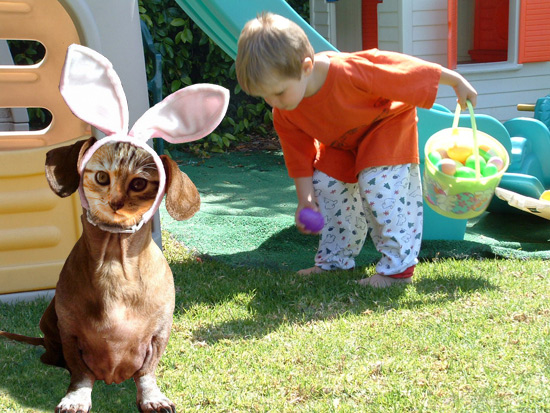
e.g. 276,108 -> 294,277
294,176 -> 319,234
439,67 -> 478,109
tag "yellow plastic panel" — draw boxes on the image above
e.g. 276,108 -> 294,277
0,0 -> 91,295
0,137 -> 88,294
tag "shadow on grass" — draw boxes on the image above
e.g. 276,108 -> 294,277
171,248 -> 499,345
0,300 -> 150,412
167,216 -> 504,344
0,298 -> 63,412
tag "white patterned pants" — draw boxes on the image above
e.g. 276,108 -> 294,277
312,163 -> 423,275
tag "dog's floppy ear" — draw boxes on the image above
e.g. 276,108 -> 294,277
160,154 -> 200,220
45,137 -> 97,197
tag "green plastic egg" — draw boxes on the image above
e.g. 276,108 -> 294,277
481,163 -> 498,177
465,154 -> 487,171
478,148 -> 491,162
454,166 -> 477,179
428,150 -> 443,165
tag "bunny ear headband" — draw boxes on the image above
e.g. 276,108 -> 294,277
59,44 -> 229,233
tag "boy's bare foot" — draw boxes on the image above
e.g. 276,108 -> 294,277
356,273 -> 412,288
297,266 -> 325,275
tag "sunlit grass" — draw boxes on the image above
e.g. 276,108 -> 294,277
1,232 -> 549,412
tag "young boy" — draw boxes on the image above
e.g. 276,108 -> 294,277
235,12 -> 478,287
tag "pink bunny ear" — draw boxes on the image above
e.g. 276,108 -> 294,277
129,83 -> 229,143
59,44 -> 129,136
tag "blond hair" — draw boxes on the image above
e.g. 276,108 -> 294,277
236,12 -> 314,94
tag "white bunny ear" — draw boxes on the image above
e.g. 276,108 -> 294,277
59,44 -> 129,136
129,83 -> 229,143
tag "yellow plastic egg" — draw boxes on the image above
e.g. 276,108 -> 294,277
540,190 -> 550,202
447,145 -> 473,164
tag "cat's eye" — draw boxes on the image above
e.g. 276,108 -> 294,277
130,178 -> 147,192
95,171 -> 110,185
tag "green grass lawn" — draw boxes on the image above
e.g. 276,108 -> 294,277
1,232 -> 549,412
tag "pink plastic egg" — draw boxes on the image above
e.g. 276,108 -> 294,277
299,208 -> 325,232
436,158 -> 457,176
487,156 -> 504,171
436,148 -> 448,159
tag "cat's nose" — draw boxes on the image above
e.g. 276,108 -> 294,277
109,197 -> 125,211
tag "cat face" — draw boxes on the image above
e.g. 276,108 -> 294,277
81,142 -> 160,230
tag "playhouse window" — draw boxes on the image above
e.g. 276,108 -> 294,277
456,0 -> 509,64
5,40 -> 45,66
449,0 -> 550,68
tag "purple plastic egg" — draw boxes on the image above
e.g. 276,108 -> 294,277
299,208 -> 325,232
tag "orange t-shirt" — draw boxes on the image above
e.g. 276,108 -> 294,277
273,49 -> 442,183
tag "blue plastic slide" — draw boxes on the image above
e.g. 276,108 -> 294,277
175,0 -> 337,59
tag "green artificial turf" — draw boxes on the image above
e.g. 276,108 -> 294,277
162,150 -> 550,272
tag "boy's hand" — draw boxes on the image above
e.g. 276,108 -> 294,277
454,77 -> 477,110
439,67 -> 478,110
295,204 -> 322,234
294,176 -> 320,234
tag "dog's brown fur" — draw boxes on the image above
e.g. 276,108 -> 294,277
1,137 -> 198,412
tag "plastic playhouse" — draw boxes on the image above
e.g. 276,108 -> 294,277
0,0 -> 153,301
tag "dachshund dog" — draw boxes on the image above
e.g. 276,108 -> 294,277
0,44 -> 229,412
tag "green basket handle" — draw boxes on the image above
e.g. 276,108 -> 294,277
452,100 -> 481,179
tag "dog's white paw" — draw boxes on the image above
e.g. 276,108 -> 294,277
136,374 -> 175,413
137,394 -> 176,413
55,387 -> 92,413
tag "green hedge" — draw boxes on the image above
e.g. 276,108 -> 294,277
139,0 -> 309,154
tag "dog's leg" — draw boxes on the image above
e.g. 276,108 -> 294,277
39,297 -> 66,368
54,334 -> 96,413
134,373 -> 175,413
55,375 -> 95,413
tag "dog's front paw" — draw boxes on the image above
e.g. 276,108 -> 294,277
55,391 -> 92,413
55,376 -> 93,413
137,394 -> 176,413
136,374 -> 175,413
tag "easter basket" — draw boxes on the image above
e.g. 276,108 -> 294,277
423,101 -> 510,219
